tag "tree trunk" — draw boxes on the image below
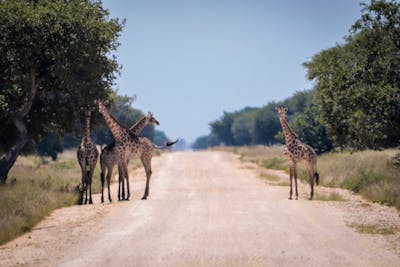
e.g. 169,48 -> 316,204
0,64 -> 37,184
0,117 -> 28,183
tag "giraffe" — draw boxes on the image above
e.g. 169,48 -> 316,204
98,100 -> 178,202
100,112 -> 159,202
276,106 -> 319,200
132,136 -> 178,200
97,99 -> 139,202
76,109 -> 99,204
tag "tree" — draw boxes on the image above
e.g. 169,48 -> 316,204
153,130 -> 170,146
253,103 -> 281,145
209,111 -> 236,146
37,132 -> 63,160
191,135 -> 209,150
0,0 -> 124,183
291,105 -> 333,154
231,110 -> 256,145
282,90 -> 313,114
304,0 -> 400,150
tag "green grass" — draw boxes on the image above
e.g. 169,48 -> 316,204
0,149 -> 143,245
223,146 -> 400,209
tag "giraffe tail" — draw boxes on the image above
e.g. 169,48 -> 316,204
315,172 -> 319,186
152,139 -> 179,149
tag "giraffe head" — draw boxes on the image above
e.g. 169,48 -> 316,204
97,99 -> 110,114
147,112 -> 160,126
275,106 -> 288,118
85,109 -> 91,118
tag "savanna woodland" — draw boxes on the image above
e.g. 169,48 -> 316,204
0,0 -> 400,246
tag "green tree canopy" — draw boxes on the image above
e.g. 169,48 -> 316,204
291,105 -> 333,154
304,0 -> 400,150
0,0 -> 124,182
231,108 -> 257,146
191,135 -> 210,150
209,111 -> 237,146
253,102 -> 280,145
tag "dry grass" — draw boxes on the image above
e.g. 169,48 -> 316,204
0,149 -> 144,245
317,149 -> 400,208
348,223 -> 395,235
214,145 -> 287,170
223,146 -> 400,209
314,191 -> 346,202
0,151 -> 83,245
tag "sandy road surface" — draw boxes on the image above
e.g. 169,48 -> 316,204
0,151 -> 399,267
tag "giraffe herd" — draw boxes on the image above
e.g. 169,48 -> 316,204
77,100 -> 177,205
77,101 -> 318,204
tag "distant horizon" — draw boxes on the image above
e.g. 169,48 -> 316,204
103,0 -> 362,143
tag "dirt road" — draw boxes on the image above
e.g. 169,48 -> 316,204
1,151 -> 399,266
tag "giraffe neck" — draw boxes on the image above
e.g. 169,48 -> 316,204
85,115 -> 91,140
278,116 -> 298,144
99,103 -> 125,141
129,115 -> 148,136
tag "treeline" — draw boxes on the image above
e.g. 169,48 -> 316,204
193,90 -> 332,154
33,95 -> 170,160
193,0 -> 400,152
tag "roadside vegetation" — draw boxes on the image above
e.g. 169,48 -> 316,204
0,152 -> 82,245
224,146 -> 400,209
197,1 -> 400,211
0,150 -> 141,245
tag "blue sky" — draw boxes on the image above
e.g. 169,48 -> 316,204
103,0 -> 362,143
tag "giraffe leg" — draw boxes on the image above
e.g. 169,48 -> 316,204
107,168 -> 112,202
88,166 -> 95,204
294,165 -> 298,200
84,170 -> 90,204
117,163 -> 124,201
88,183 -> 93,204
121,161 -> 130,200
79,165 -> 86,205
100,168 -> 105,203
308,167 -> 315,200
125,159 -> 131,200
289,165 -> 293,200
141,154 -> 152,200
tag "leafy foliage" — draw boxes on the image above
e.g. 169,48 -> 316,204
291,105 -> 333,154
153,130 -> 170,146
0,0 -> 124,181
37,132 -> 63,160
192,135 -> 211,150
209,111 -> 237,146
304,0 -> 400,150
205,90 -> 325,149
253,103 -> 281,145
231,108 -> 257,145
0,0 -> 123,140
